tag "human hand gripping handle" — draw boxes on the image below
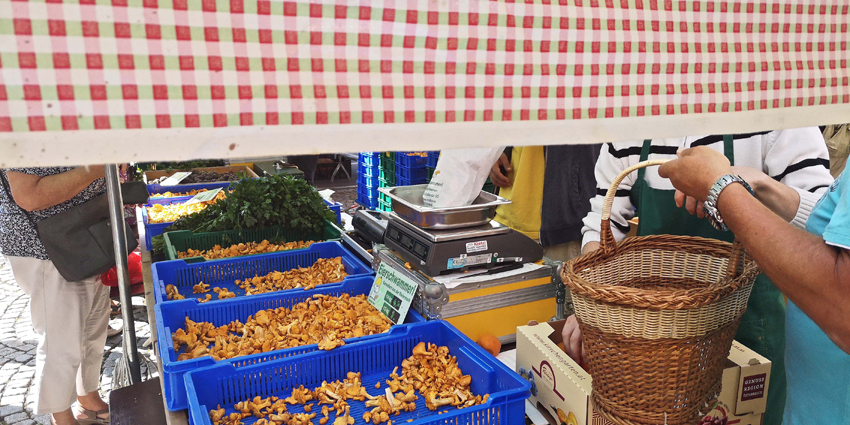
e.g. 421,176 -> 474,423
489,153 -> 512,187
658,147 -> 732,203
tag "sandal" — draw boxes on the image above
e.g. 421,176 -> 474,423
73,405 -> 110,425
110,301 -> 121,317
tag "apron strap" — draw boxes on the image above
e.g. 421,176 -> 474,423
723,134 -> 735,165
638,139 -> 652,180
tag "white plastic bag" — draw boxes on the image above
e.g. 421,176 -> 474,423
423,148 -> 505,207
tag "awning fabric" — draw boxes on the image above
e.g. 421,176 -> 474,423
0,1 -> 848,166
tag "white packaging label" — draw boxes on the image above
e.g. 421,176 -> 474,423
466,240 -> 488,253
447,253 -> 493,269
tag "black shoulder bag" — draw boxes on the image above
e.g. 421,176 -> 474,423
0,172 -> 147,282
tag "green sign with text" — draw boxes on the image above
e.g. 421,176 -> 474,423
368,263 -> 419,325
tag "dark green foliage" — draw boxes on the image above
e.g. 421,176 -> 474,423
151,175 -> 335,253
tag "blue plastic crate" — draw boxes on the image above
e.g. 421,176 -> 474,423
360,163 -> 380,178
397,165 -> 428,181
397,175 -> 428,186
359,152 -> 381,167
358,172 -> 380,188
427,151 -> 440,168
141,203 -> 180,251
185,320 -> 530,425
396,152 -> 429,168
356,186 -> 379,208
147,181 -> 233,197
323,198 -> 342,224
156,277 -> 425,411
148,195 -> 192,205
151,241 -> 372,304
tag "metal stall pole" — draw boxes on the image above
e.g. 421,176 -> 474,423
105,164 -> 142,385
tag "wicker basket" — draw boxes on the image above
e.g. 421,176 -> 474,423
561,160 -> 760,425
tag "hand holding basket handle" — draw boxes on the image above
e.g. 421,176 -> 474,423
561,160 -> 760,425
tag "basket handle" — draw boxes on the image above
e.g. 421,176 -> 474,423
725,240 -> 748,280
600,159 -> 751,280
600,159 -> 669,254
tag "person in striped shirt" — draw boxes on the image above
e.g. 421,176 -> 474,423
567,127 -> 834,425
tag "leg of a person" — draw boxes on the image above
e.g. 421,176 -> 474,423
6,256 -> 99,415
76,282 -> 109,397
543,240 -> 583,307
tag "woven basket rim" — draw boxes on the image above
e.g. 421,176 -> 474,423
563,235 -> 760,310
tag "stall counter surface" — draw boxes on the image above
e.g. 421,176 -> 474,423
138,214 -> 192,425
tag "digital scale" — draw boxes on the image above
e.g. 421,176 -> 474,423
352,185 -> 543,276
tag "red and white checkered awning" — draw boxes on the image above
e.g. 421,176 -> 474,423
0,1 -> 848,166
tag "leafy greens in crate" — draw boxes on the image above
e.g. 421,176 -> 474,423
152,175 -> 335,254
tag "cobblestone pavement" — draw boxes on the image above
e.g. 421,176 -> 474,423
0,255 -> 157,425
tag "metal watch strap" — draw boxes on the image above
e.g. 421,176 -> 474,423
703,174 -> 754,231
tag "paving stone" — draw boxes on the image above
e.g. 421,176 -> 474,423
5,412 -> 29,423
0,405 -> 24,418
16,420 -> 35,425
13,354 -> 31,363
33,414 -> 51,425
2,394 -> 26,406
4,386 -> 28,396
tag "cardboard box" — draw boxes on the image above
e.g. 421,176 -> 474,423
516,320 -> 771,425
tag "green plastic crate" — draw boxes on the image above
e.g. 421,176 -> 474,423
427,166 -> 436,181
483,183 -> 496,194
379,152 -> 396,175
163,219 -> 342,262
377,199 -> 392,212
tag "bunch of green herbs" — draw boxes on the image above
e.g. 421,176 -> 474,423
150,175 -> 334,254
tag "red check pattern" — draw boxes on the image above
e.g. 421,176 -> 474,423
0,1 -> 848,132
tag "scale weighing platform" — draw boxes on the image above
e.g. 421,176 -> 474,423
383,212 -> 543,276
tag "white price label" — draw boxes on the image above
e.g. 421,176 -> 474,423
159,172 -> 192,186
184,188 -> 222,204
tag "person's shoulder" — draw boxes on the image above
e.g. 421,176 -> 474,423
5,167 -> 69,176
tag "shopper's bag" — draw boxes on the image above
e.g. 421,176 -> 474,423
561,160 -> 759,425
1,174 -> 145,282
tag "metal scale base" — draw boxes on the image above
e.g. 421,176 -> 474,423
383,213 -> 543,276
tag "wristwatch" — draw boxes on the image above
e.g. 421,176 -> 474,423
703,174 -> 754,231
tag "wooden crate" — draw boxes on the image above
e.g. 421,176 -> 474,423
143,165 -> 258,184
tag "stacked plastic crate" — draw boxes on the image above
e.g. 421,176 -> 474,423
396,152 -> 430,187
357,152 -> 380,209
377,152 -> 396,212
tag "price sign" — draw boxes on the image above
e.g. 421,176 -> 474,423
183,188 -> 222,205
159,171 -> 192,186
368,263 -> 419,324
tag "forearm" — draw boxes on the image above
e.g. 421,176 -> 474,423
6,167 -> 102,211
749,174 -> 801,222
582,241 -> 600,254
719,184 -> 850,352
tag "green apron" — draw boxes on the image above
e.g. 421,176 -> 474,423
630,138 -> 787,425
